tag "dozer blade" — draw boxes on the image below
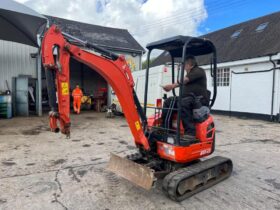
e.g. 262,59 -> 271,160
107,153 -> 155,190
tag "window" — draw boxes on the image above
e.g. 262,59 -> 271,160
231,29 -> 242,38
214,68 -> 230,86
255,22 -> 269,32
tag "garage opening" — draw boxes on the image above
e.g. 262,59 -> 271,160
69,58 -> 108,112
41,58 -> 108,113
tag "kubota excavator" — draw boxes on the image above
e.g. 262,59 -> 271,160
42,25 -> 233,201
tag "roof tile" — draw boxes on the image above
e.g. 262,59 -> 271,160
151,11 -> 280,67
46,15 -> 145,53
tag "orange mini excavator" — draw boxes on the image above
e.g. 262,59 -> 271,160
42,25 -> 233,201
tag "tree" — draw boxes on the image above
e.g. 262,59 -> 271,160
142,58 -> 156,69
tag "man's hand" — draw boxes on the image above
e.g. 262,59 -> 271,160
162,84 -> 176,92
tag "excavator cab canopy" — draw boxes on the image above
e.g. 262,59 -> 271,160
144,35 -> 217,111
143,35 -> 217,144
146,35 -> 215,58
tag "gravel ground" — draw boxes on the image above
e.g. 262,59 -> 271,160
0,112 -> 279,210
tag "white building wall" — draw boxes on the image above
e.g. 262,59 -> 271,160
203,56 -> 280,116
0,40 -> 38,91
130,57 -> 280,118
126,54 -> 280,119
230,68 -> 272,114
274,66 -> 280,118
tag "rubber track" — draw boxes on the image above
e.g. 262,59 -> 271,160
162,156 -> 233,201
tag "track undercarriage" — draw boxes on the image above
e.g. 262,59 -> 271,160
162,156 -> 232,201
108,151 -> 232,201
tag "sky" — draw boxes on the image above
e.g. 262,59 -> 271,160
14,0 -> 280,50
200,0 -> 280,34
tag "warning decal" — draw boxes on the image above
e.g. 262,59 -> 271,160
135,121 -> 141,131
61,82 -> 69,95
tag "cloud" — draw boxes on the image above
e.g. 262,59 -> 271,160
13,0 -> 29,3
15,0 -> 207,51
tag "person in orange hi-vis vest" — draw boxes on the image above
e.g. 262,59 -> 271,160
72,85 -> 83,114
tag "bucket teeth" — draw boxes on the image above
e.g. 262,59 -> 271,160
107,153 -> 155,190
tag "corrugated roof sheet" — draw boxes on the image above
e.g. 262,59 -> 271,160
46,15 -> 145,54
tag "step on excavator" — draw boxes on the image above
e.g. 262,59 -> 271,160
42,25 -> 233,201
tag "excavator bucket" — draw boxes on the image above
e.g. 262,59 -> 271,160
107,153 -> 155,190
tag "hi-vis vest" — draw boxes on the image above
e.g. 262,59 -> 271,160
72,88 -> 83,99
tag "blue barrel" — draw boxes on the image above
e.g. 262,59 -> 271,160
0,95 -> 12,119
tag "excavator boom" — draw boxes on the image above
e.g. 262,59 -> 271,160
42,25 -> 150,151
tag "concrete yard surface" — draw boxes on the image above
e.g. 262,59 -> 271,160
0,112 -> 280,210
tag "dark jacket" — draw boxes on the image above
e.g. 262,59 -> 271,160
182,66 -> 208,103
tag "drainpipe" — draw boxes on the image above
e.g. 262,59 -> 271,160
269,55 -> 277,121
37,34 -> 43,116
278,59 -> 280,123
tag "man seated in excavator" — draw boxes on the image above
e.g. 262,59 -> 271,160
161,55 -> 209,139
41,26 -> 232,202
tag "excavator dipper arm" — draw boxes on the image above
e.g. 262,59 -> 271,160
41,25 -> 150,151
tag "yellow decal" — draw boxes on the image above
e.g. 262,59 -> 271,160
135,121 -> 141,131
127,57 -> 136,71
61,82 -> 69,95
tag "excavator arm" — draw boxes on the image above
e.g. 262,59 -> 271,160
42,25 -> 150,151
